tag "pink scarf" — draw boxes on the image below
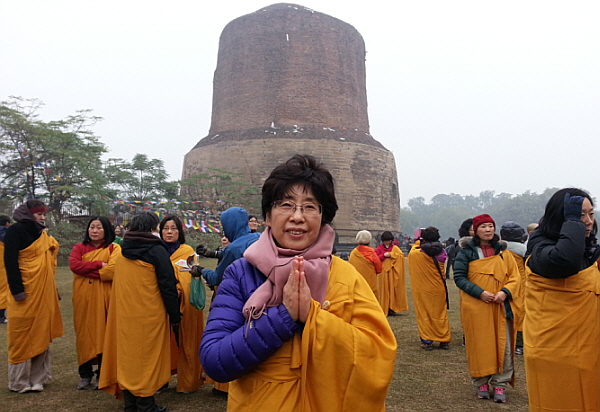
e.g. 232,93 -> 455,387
242,224 -> 334,320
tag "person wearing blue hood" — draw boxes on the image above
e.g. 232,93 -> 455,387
192,207 -> 260,287
0,215 -> 11,324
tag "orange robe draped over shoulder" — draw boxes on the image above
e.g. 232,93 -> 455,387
0,241 -> 7,310
378,245 -> 408,314
7,231 -> 63,364
169,244 -> 205,393
407,241 -> 450,342
227,257 -> 397,412
99,252 -> 171,397
348,245 -> 381,300
72,244 -> 120,366
459,252 -> 518,379
524,263 -> 600,412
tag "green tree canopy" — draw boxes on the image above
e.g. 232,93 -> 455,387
105,153 -> 180,202
0,96 -> 110,219
180,168 -> 261,216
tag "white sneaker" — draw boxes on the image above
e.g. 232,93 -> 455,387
30,384 -> 44,392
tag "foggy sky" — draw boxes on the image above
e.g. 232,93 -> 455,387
1,0 -> 598,206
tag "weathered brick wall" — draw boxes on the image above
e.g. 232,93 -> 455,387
210,3 -> 369,133
183,138 -> 400,244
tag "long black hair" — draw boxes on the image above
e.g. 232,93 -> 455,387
83,216 -> 115,247
538,188 -> 596,241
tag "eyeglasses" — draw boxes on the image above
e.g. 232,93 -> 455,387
249,219 -> 258,223
272,200 -> 322,216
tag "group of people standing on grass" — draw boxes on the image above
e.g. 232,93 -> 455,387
2,154 -> 399,412
2,159 -> 597,412
348,187 -> 599,411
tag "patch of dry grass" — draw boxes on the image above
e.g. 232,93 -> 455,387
0,262 -> 529,411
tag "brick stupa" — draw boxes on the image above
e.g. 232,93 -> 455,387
183,3 -> 401,246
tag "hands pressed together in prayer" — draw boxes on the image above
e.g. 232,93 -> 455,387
283,256 -> 312,323
480,290 -> 507,304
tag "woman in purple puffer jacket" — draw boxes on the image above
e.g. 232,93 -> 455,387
200,154 -> 397,412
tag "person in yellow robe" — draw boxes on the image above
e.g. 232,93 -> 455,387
0,215 -> 12,324
375,231 -> 408,316
348,230 -> 382,300
4,200 -> 63,393
99,212 -> 181,412
159,215 -> 205,394
454,214 -> 519,403
199,155 -> 397,412
407,227 -> 450,351
525,188 -> 600,412
69,216 -> 120,390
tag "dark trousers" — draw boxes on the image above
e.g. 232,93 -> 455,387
78,354 -> 103,379
122,390 -> 159,412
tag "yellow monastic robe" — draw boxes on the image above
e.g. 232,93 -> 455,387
0,241 -> 7,310
99,251 -> 171,398
505,249 -> 526,332
348,247 -> 380,300
169,244 -> 205,393
407,241 -> 450,342
203,284 -> 230,394
7,231 -> 63,364
72,244 -> 120,366
378,245 -> 408,314
524,263 -> 600,412
227,257 -> 397,412
459,252 -> 518,379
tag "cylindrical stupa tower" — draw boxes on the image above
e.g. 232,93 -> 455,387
183,3 -> 400,246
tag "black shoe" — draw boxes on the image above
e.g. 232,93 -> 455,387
155,382 -> 168,394
440,342 -> 450,350
212,388 -> 228,398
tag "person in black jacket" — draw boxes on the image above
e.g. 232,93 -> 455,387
5,200 -> 63,393
524,188 -> 599,412
98,212 -> 180,412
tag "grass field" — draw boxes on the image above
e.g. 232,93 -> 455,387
0,262 -> 530,411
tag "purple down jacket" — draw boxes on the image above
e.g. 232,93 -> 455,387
199,258 -> 299,383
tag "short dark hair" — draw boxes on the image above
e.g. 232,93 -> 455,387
458,218 -> 473,238
261,154 -> 338,225
0,215 -> 11,226
83,216 -> 116,247
159,215 -> 186,244
539,188 -> 596,241
381,231 -> 394,242
128,212 -> 160,233
420,226 -> 440,242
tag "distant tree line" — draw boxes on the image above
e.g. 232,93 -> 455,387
400,189 -> 566,241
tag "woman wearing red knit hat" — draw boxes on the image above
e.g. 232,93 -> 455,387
453,214 -> 520,403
